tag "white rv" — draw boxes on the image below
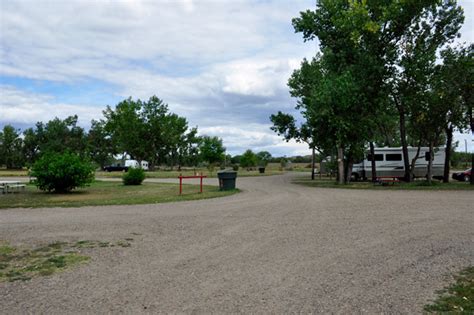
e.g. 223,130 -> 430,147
125,160 -> 149,170
352,147 -> 445,180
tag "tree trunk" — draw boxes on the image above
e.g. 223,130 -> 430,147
410,141 -> 421,180
311,146 -> 315,180
369,141 -> 376,182
394,96 -> 411,182
345,159 -> 354,183
337,146 -> 344,185
470,106 -> 474,185
471,152 -> 474,185
427,141 -> 434,184
443,125 -> 453,183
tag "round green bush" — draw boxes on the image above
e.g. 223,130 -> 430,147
122,167 -> 145,185
31,152 -> 95,193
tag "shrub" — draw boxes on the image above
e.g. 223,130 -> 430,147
122,167 -> 145,185
31,152 -> 95,193
232,164 -> 239,171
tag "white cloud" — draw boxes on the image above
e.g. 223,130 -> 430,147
0,85 -> 103,127
0,0 -> 472,156
199,124 -> 310,156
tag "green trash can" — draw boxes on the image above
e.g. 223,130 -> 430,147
217,170 -> 237,190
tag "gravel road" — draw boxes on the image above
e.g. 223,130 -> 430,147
1,173 -> 473,313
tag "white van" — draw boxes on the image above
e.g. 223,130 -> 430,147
352,147 -> 445,180
125,160 -> 149,171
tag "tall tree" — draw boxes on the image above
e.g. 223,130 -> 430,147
198,136 -> 225,166
0,125 -> 23,169
87,120 -> 115,168
103,96 -> 198,169
22,127 -> 39,167
35,115 -> 87,156
240,149 -> 258,169
390,0 -> 464,181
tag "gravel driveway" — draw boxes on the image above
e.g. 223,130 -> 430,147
1,173 -> 473,313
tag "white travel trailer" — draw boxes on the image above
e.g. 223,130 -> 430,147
125,160 -> 149,170
352,147 -> 445,180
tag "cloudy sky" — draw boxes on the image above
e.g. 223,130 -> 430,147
1,0 -> 473,155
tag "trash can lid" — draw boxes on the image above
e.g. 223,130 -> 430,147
217,169 -> 237,173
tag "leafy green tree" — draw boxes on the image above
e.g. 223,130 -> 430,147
31,151 -> 94,193
434,44 -> 473,182
35,115 -> 87,156
256,151 -> 272,167
198,136 -> 225,166
286,0 -> 465,183
103,96 -> 199,169
0,125 -> 23,169
389,0 -> 464,181
240,149 -> 257,169
87,120 -> 115,169
103,97 -> 147,163
22,127 -> 39,167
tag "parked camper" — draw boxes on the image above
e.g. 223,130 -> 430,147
124,160 -> 149,171
352,147 -> 445,180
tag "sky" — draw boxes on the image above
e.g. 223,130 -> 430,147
0,0 -> 473,156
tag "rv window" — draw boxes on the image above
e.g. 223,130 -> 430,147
386,154 -> 402,161
425,152 -> 431,161
367,154 -> 384,161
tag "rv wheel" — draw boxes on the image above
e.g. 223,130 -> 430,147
464,175 -> 470,182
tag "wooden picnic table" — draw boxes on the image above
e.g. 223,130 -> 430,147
375,176 -> 401,186
0,180 -> 26,193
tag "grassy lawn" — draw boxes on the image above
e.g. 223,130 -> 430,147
0,168 -> 283,179
0,181 -> 238,209
424,266 -> 474,313
0,239 -> 134,282
96,168 -> 283,179
293,177 -> 474,190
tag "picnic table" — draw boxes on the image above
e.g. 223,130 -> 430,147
375,176 -> 401,186
0,180 -> 26,194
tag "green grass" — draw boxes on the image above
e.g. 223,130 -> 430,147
0,168 -> 283,179
0,241 -> 89,282
0,167 -> 284,179
293,177 -> 474,190
96,168 -> 283,179
0,181 -> 238,209
424,266 -> 474,314
0,239 -> 135,282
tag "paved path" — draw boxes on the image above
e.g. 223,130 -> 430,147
0,173 -> 473,313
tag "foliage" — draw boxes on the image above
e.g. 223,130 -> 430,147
424,266 -> 474,313
30,152 -> 95,193
198,136 -> 226,165
35,115 -> 87,156
103,96 -> 199,169
87,120 -> 114,168
276,0 -> 467,184
240,149 -> 258,168
122,167 -> 145,185
0,125 -> 23,169
256,151 -> 272,167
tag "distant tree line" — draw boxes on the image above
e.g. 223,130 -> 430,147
0,96 -> 228,170
271,0 -> 473,184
